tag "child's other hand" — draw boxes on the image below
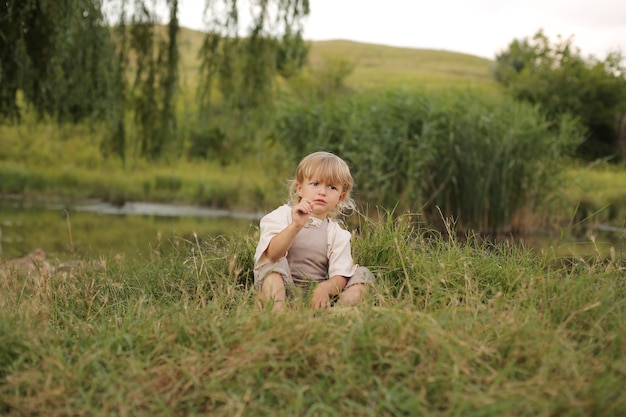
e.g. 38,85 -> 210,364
310,286 -> 331,309
292,200 -> 312,228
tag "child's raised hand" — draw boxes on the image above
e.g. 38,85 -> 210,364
291,199 -> 312,228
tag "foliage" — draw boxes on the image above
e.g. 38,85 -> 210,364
0,0 -> 117,123
1,0 -> 310,162
195,0 -> 310,155
285,54 -> 356,101
274,89 -> 584,234
0,215 -> 624,415
493,29 -> 626,160
122,0 -> 180,160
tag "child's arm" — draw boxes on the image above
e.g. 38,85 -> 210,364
309,275 -> 348,309
264,200 -> 313,261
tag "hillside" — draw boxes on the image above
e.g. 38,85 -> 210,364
308,39 -> 497,90
176,27 -> 500,92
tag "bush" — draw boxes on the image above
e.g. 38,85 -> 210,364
493,30 -> 626,161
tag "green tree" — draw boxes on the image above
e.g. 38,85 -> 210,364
493,30 -> 626,160
195,0 -> 310,157
2,0 -> 309,163
125,0 -> 179,160
100,0 -> 130,162
0,0 -> 117,123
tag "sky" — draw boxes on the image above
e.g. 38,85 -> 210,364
176,0 -> 626,60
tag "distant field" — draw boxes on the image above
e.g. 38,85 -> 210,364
308,39 -> 498,91
176,27 -> 500,92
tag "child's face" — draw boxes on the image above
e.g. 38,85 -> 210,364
297,176 -> 345,219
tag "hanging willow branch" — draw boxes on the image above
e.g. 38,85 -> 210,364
0,0 -> 116,123
197,0 -> 310,127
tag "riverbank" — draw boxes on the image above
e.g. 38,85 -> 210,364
0,196 -> 259,261
2,158 -> 626,263
2,161 -> 626,229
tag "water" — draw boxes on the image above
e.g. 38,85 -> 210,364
1,197 -> 624,263
510,226 -> 625,262
0,198 -> 262,261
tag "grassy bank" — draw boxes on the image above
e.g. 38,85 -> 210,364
0,120 -> 284,212
1,214 -> 624,416
2,117 -> 625,235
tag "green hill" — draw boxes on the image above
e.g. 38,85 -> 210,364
176,27 -> 499,92
307,39 -> 497,91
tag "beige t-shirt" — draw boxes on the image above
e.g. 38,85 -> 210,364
254,204 -> 358,278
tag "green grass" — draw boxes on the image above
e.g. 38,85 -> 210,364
0,120 -> 281,211
558,163 -> 626,226
1,213 -> 624,416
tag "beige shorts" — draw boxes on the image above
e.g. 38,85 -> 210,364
254,257 -> 375,290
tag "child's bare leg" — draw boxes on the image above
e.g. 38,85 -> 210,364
337,283 -> 367,306
260,272 -> 286,312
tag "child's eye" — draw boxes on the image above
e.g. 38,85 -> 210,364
310,181 -> 319,186
329,185 -> 337,190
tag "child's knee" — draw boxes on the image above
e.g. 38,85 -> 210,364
338,283 -> 367,306
259,273 -> 287,311
261,272 -> 285,292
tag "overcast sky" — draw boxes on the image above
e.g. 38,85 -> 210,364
177,0 -> 626,60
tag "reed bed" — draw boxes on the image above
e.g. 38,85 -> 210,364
275,89 -> 584,235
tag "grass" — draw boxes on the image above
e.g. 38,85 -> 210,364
1,213 -> 624,416
0,120 -> 280,211
559,163 -> 626,226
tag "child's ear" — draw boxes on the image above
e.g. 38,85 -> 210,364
296,182 -> 303,197
339,192 -> 346,202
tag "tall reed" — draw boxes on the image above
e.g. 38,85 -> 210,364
275,89 -> 585,234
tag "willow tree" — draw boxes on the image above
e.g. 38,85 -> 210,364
0,0 -> 117,123
1,0 -> 308,161
119,0 -> 180,160
0,0 -> 180,161
195,0 -> 310,156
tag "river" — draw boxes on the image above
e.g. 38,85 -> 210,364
0,197 -> 262,261
0,197 -> 624,263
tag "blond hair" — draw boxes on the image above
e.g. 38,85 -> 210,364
287,151 -> 356,218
